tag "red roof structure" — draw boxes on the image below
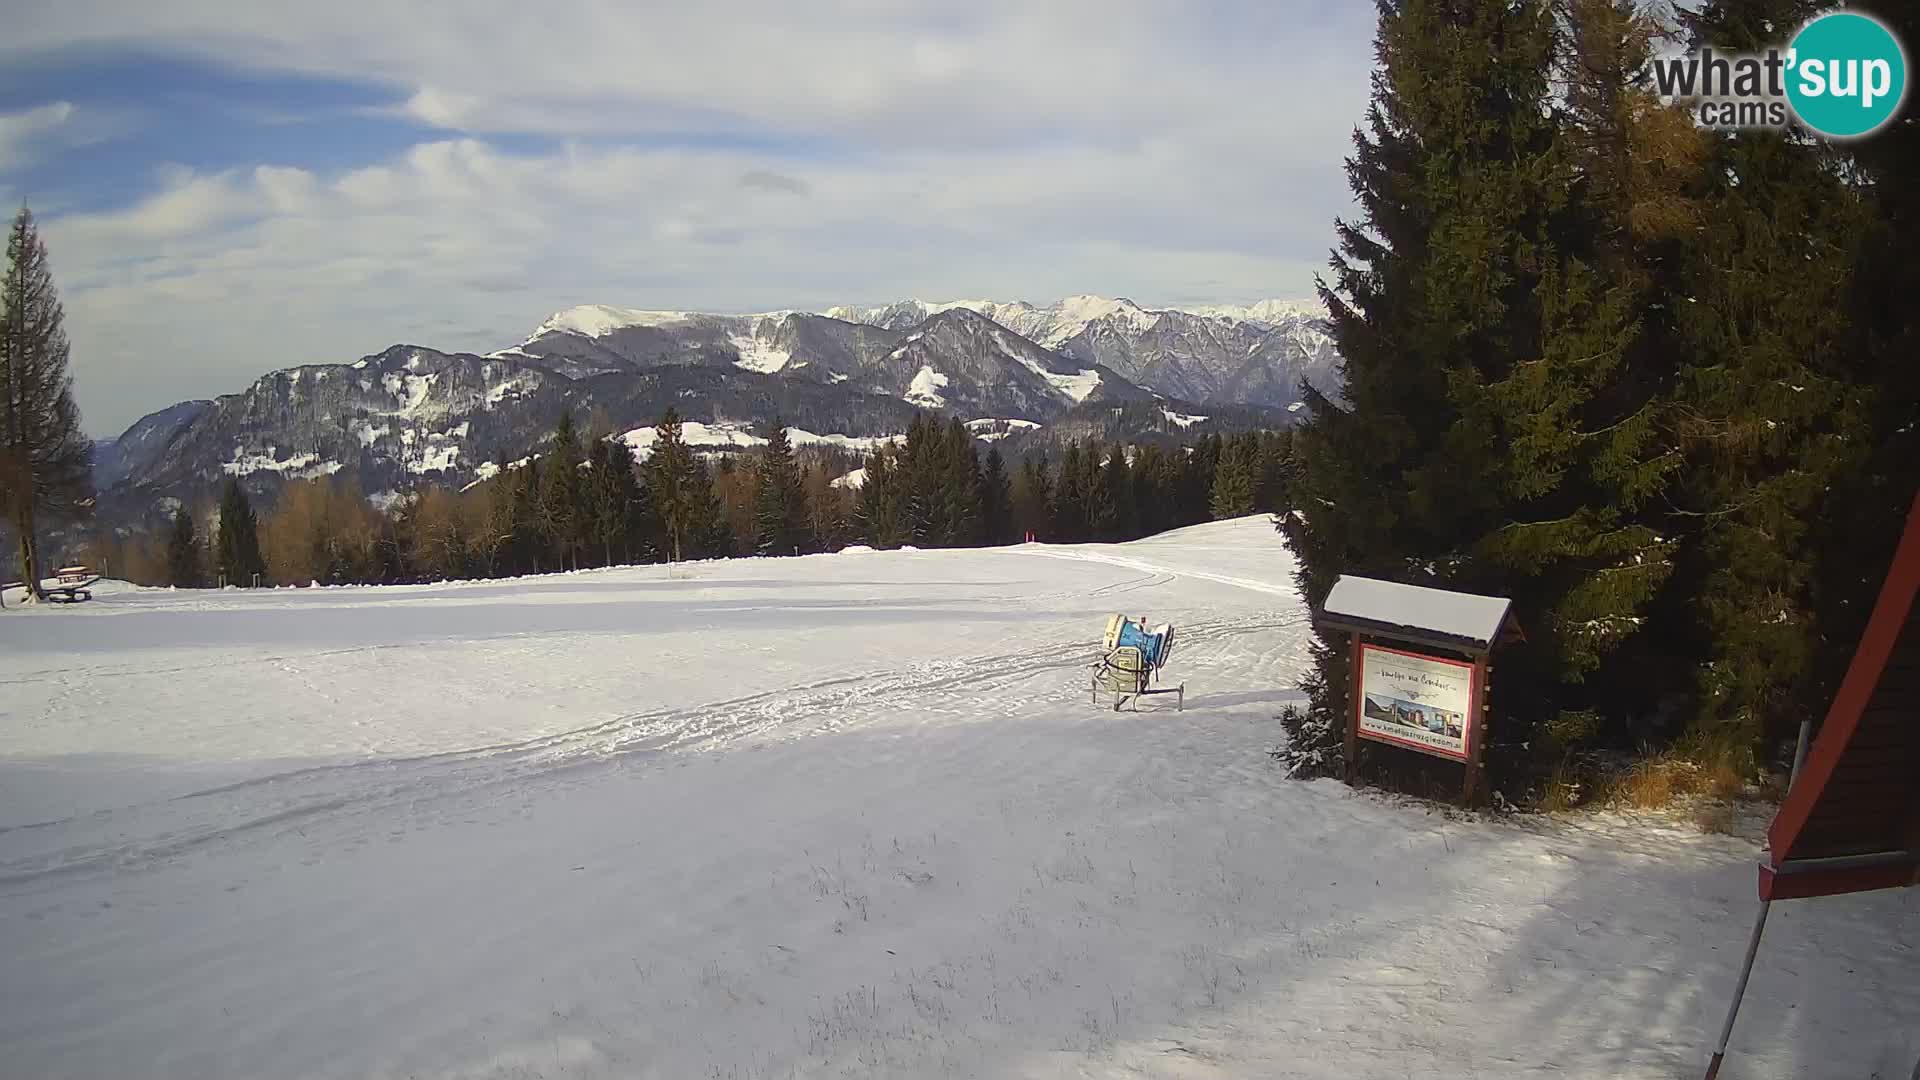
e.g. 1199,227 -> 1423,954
1760,489 -> 1920,901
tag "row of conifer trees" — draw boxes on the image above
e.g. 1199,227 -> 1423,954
125,408 -> 1293,589
1275,0 -> 1920,802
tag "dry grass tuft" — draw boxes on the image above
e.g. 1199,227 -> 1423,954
1692,801 -> 1738,835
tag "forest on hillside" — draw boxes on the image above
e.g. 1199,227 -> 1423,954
82,408 -> 1293,591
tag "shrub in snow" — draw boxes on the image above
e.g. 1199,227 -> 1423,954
1273,642 -> 1345,779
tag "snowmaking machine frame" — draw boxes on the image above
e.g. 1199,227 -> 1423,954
1091,614 -> 1183,711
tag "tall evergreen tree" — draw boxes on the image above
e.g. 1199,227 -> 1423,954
1210,435 -> 1259,519
753,418 -> 810,555
0,208 -> 92,600
1014,453 -> 1053,542
980,446 -> 1013,546
1658,0 -> 1878,760
1101,445 -> 1135,541
1280,0 -> 1675,788
646,408 -> 702,563
166,507 -> 201,588
936,418 -> 984,547
539,410 -> 588,570
856,447 -> 910,548
215,478 -> 267,586
587,433 -> 648,566
1051,443 -> 1087,543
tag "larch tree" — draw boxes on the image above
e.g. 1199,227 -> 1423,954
0,208 -> 92,601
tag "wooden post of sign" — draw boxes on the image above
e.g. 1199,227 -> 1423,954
1462,655 -> 1491,805
1345,632 -> 1362,785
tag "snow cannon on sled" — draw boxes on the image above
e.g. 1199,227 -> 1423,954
1091,614 -> 1184,711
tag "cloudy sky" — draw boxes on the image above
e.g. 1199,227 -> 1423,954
1,1 -> 1374,435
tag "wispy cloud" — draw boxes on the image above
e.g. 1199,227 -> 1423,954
0,102 -> 76,171
10,1 -> 1375,433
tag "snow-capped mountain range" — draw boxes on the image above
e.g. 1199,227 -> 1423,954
93,296 -> 1340,529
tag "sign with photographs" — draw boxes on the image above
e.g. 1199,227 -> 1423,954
1356,643 -> 1476,762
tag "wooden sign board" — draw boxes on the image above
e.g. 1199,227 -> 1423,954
1355,642 -> 1479,764
1315,575 -> 1511,805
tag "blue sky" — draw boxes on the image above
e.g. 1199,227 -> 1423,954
1,1 -> 1374,434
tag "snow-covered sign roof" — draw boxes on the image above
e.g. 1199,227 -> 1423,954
1318,575 -> 1513,651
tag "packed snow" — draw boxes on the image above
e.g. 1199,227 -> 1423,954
1322,574 -> 1513,646
536,304 -> 696,337
906,365 -> 950,408
1163,408 -> 1209,428
0,518 -> 1913,1079
620,421 -> 897,461
729,321 -> 794,374
221,447 -> 344,479
831,467 -> 867,490
966,418 -> 1044,442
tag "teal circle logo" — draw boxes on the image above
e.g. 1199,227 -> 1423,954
1786,12 -> 1908,138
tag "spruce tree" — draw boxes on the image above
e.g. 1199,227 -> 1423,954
1101,445 -> 1135,541
586,433 -> 647,566
1131,444 -> 1173,538
1210,435 -> 1258,519
1051,443 -> 1087,543
856,447 -> 909,548
1014,453 -> 1053,542
539,410 -> 587,570
166,507 -> 201,588
0,208 -> 92,600
646,408 -> 701,563
1658,0 -> 1878,760
753,418 -> 810,555
1280,0 -> 1677,788
980,446 -> 1013,546
215,478 -> 267,586
689,458 -> 732,558
936,418 -> 983,547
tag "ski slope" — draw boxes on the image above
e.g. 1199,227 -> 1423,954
0,517 -> 1913,1079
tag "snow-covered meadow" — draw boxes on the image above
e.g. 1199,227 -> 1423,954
1,517 -> 1914,1078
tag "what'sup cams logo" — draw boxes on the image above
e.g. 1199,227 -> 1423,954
1653,10 -> 1908,138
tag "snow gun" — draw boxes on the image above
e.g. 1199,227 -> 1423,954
1092,614 -> 1183,711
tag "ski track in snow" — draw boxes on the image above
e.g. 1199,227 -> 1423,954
0,516 -> 1913,1080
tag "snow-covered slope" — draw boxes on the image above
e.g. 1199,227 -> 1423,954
1,518 -> 1912,1079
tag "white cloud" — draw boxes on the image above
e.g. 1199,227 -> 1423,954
0,102 -> 76,171
14,2 -> 1375,434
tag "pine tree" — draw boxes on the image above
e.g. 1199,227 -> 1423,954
754,418 -> 810,555
646,408 -> 701,563
215,478 -> 267,586
166,507 -> 201,588
0,208 -> 92,601
980,446 -> 1013,546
